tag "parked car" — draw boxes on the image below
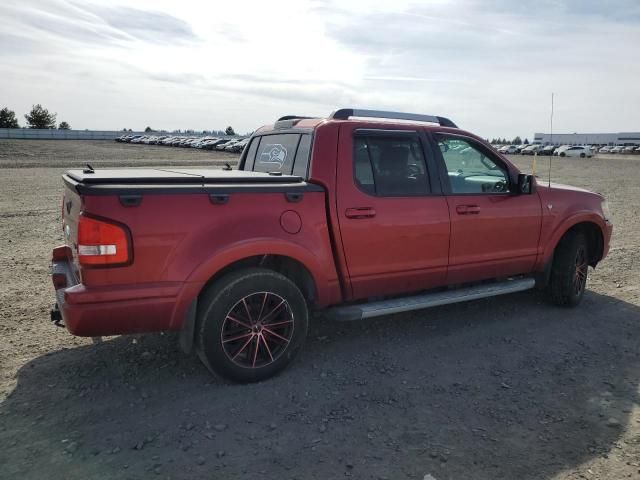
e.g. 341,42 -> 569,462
635,146 -> 640,154
521,144 -> 542,155
515,145 -> 528,153
203,139 -> 227,150
539,145 -> 557,156
558,146 -> 593,158
227,138 -> 250,153
610,146 -> 625,154
51,108 -> 612,382
216,139 -> 238,150
623,146 -> 636,154
224,139 -> 247,151
598,146 -> 611,153
553,145 -> 571,156
499,145 -> 518,154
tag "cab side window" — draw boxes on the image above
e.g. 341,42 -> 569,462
354,134 -> 430,196
436,137 -> 510,194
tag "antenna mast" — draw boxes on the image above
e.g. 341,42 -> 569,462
548,93 -> 554,187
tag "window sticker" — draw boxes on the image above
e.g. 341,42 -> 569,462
258,144 -> 288,169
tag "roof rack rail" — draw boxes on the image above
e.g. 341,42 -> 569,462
277,115 -> 316,121
273,115 -> 319,130
329,108 -> 457,128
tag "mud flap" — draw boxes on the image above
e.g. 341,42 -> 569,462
178,300 -> 197,354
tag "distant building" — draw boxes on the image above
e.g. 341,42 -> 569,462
533,132 -> 640,146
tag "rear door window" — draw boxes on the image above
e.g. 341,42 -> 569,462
353,133 -> 430,196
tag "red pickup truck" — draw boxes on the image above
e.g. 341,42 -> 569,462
51,109 -> 612,382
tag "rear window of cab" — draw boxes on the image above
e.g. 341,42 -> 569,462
243,133 -> 311,177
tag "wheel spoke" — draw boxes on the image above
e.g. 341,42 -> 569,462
257,292 -> 268,322
263,319 -> 294,328
252,335 -> 260,367
226,315 -> 252,329
223,332 -> 253,344
242,298 -> 253,323
232,335 -> 254,360
262,327 -> 290,343
259,333 -> 274,362
260,299 -> 285,324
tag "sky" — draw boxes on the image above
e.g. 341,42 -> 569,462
1,0 -> 639,139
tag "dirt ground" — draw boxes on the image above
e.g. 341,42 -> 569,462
0,140 -> 639,480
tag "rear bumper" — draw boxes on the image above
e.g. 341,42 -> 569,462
51,245 -> 183,337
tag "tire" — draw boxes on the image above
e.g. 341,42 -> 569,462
560,152 -> 566,157
196,268 -> 308,383
547,231 -> 589,307
580,153 -> 586,158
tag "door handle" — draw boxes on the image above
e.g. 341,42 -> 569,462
345,207 -> 376,219
456,205 -> 480,215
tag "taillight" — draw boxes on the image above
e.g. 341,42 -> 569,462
77,214 -> 131,266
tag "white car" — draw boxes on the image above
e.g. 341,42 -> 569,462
501,145 -> 518,154
623,146 -> 636,154
558,146 -> 592,158
553,145 -> 571,156
599,146 -> 611,153
610,146 -> 625,154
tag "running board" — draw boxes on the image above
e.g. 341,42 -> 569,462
327,277 -> 535,321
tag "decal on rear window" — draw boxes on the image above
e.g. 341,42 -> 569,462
250,134 -> 305,175
258,144 -> 288,168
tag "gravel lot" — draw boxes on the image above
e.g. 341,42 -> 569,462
0,140 -> 639,480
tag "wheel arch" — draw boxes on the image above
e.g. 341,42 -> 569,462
177,253 -> 320,354
552,220 -> 604,267
198,254 -> 318,307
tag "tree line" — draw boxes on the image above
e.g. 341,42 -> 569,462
488,136 -> 529,145
1,105 -> 237,135
0,105 -> 70,130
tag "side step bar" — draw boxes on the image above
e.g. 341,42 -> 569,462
327,277 -> 535,321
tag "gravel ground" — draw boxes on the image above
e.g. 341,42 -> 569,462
0,140 -> 639,480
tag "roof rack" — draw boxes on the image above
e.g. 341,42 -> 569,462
277,115 -> 317,121
274,115 -> 319,130
329,108 -> 457,128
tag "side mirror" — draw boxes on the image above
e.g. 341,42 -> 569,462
517,173 -> 535,194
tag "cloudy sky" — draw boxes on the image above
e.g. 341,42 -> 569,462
1,0 -> 638,138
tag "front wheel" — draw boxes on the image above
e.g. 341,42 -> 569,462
196,268 -> 308,382
560,152 -> 566,157
547,231 -> 589,307
580,153 -> 586,158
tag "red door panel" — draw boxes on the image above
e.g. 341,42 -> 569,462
433,134 -> 542,284
336,124 -> 450,300
446,194 -> 542,284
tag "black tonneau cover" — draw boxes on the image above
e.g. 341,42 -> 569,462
63,168 -> 322,196
66,168 -> 303,184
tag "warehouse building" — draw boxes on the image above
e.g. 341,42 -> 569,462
533,132 -> 640,146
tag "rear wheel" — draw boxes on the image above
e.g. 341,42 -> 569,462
580,152 -> 586,158
547,231 -> 589,307
560,152 -> 566,157
196,268 -> 308,382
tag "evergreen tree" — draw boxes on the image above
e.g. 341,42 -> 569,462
0,107 -> 20,128
25,104 -> 57,129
